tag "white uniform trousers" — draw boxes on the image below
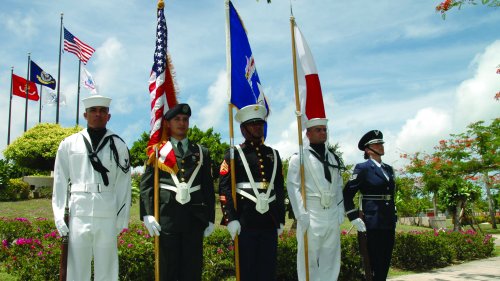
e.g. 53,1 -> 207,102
67,216 -> 118,281
296,199 -> 341,281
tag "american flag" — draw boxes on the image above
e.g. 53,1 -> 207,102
63,28 -> 95,64
147,6 -> 178,172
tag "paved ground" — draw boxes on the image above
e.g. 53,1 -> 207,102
388,234 -> 500,281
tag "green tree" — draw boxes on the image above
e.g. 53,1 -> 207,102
405,129 -> 492,231
129,132 -> 150,168
129,126 -> 230,171
395,175 -> 432,217
3,123 -> 82,173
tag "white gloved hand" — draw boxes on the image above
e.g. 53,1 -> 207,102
277,223 -> 284,236
143,215 -> 161,237
227,220 -> 241,240
55,219 -> 69,237
297,213 -> 310,234
204,222 -> 215,237
351,218 -> 366,232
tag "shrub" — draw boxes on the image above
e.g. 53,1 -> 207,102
0,218 -> 495,280
392,230 -> 453,270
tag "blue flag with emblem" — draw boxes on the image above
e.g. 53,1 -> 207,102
227,0 -> 269,115
30,60 -> 56,90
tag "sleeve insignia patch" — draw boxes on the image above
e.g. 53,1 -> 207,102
220,159 -> 229,176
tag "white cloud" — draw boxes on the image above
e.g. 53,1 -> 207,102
198,71 -> 228,131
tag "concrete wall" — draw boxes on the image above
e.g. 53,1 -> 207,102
399,216 -> 447,229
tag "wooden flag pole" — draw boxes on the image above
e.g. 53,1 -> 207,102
228,104 -> 241,281
225,1 -> 240,279
290,15 -> 310,281
154,145 -> 160,281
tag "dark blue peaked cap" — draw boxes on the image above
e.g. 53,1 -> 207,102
358,130 -> 385,150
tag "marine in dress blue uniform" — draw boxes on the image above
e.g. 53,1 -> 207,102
343,130 -> 397,281
140,104 -> 216,281
219,104 -> 285,281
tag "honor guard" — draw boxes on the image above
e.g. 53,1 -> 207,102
52,94 -> 132,281
287,104 -> 345,281
343,130 -> 397,281
140,103 -> 216,281
219,104 -> 285,281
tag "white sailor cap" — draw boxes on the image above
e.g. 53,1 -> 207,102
82,95 -> 112,109
235,104 -> 267,125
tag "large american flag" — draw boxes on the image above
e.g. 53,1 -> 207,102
63,28 -> 95,64
146,6 -> 178,171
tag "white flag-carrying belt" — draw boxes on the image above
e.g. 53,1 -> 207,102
159,144 -> 203,205
235,145 -> 277,214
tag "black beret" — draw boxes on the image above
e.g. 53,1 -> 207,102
358,130 -> 384,150
164,103 -> 191,120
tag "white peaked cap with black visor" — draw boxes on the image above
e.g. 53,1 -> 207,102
235,104 -> 267,125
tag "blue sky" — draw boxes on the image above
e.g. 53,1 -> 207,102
1,0 -> 499,169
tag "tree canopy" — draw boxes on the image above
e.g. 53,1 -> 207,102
3,123 -> 82,172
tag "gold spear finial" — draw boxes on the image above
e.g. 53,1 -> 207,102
158,0 -> 164,9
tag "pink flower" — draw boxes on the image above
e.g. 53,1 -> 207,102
217,248 -> 223,254
37,251 -> 43,256
127,243 -> 133,248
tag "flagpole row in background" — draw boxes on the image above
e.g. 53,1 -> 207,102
7,67 -> 14,145
56,13 -> 63,124
76,61 -> 81,125
24,53 -> 31,132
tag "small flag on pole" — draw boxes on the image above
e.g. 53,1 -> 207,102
293,22 -> 327,130
63,28 -> 95,64
146,3 -> 178,173
12,73 -> 39,101
227,0 -> 269,114
81,66 -> 98,94
30,61 -> 56,90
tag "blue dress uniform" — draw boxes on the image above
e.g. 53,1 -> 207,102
343,130 -> 397,281
140,103 -> 215,281
219,140 -> 285,281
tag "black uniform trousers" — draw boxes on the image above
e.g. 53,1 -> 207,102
159,228 -> 204,281
367,229 -> 395,281
239,228 -> 277,281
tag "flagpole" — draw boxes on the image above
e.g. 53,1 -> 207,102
290,15 -> 310,281
225,1 -> 240,280
39,85 -> 43,123
56,13 -> 63,124
153,145 -> 160,281
76,61 -> 81,126
7,67 -> 14,145
24,53 -> 31,132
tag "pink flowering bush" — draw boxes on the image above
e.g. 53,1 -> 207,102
0,217 -> 495,280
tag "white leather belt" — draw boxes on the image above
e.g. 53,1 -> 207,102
70,183 -> 112,193
362,194 -> 392,200
160,184 -> 201,193
236,189 -> 276,203
236,182 -> 271,190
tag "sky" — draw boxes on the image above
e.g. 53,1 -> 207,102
0,0 -> 499,171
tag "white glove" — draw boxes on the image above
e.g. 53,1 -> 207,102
297,213 -> 310,234
351,218 -> 366,232
55,219 -> 69,237
277,223 -> 284,236
227,220 -> 241,240
204,222 -> 215,237
143,215 -> 161,237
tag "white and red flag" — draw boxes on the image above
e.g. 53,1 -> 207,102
293,22 -> 328,130
147,5 -> 178,173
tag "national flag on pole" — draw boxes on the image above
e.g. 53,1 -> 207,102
146,3 -> 178,173
30,61 -> 56,90
45,91 -> 66,106
293,22 -> 327,129
63,28 -> 95,64
227,0 -> 269,114
12,74 -> 39,101
81,66 -> 98,94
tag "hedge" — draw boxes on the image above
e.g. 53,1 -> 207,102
0,218 -> 495,280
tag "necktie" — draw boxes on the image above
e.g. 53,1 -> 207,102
177,141 -> 185,157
